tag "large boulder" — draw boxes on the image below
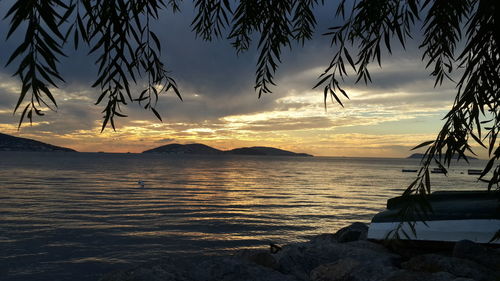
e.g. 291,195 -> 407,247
402,254 -> 497,281
309,223 -> 368,245
310,257 -> 398,281
233,249 -> 280,270
274,239 -> 399,280
99,258 -> 193,281
384,270 -> 474,281
343,240 -> 395,254
452,240 -> 500,271
334,222 -> 368,243
308,233 -> 337,244
100,255 -> 298,281
190,256 -> 298,281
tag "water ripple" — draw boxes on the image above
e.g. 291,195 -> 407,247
0,152 -> 488,281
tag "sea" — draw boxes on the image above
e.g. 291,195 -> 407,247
0,152 -> 489,281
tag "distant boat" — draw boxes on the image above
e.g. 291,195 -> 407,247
468,169 -> 483,175
430,167 -> 446,174
367,191 -> 500,245
402,169 -> 418,173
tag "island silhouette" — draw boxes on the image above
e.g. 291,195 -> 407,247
143,143 -> 313,157
0,132 -> 75,152
0,132 -> 312,156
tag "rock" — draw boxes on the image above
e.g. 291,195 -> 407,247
99,258 -> 193,281
310,257 -> 398,281
385,270 -> 473,281
402,254 -> 497,281
191,256 -> 298,281
453,240 -> 500,271
310,258 -> 360,281
344,240 -> 394,254
383,240 -> 444,259
101,255 -> 297,281
309,222 -> 369,245
98,222 -> 498,281
274,239 -> 399,280
333,222 -> 368,243
233,249 -> 280,270
309,234 -> 337,244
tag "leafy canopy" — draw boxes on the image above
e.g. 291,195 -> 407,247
3,0 -> 500,195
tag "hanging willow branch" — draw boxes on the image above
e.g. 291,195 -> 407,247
4,0 -> 181,131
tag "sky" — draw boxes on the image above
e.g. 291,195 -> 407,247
0,1 -> 479,157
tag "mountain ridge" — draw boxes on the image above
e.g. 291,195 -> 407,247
143,143 -> 223,155
0,133 -> 76,152
143,143 -> 313,157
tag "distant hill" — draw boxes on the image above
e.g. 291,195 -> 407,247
143,143 -> 223,155
226,146 -> 313,157
0,133 -> 76,152
407,153 -> 477,160
143,143 -> 313,157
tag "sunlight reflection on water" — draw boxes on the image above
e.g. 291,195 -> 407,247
0,152 -> 488,281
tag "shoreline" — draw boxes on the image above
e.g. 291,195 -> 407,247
100,223 -> 500,281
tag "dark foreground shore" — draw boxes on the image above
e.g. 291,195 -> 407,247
100,223 -> 500,281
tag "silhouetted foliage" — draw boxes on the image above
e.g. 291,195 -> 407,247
314,0 -> 499,240
3,1 -> 499,209
4,0 -> 181,131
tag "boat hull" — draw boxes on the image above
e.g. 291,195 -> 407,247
368,191 -> 500,245
368,219 -> 500,245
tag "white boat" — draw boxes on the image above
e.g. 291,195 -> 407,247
367,191 -> 500,245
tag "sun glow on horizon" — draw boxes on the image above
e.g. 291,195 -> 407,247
0,54 -> 463,158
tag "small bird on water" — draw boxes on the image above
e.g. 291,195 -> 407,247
138,181 -> 145,188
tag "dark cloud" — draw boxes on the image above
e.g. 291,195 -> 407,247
158,138 -> 175,143
0,0 -> 346,119
0,0 -> 443,120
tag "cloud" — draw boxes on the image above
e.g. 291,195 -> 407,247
0,1 -> 464,157
158,138 -> 175,143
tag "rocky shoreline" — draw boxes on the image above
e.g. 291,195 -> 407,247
100,223 -> 500,281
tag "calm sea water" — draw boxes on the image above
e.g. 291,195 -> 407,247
0,152 -> 489,281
